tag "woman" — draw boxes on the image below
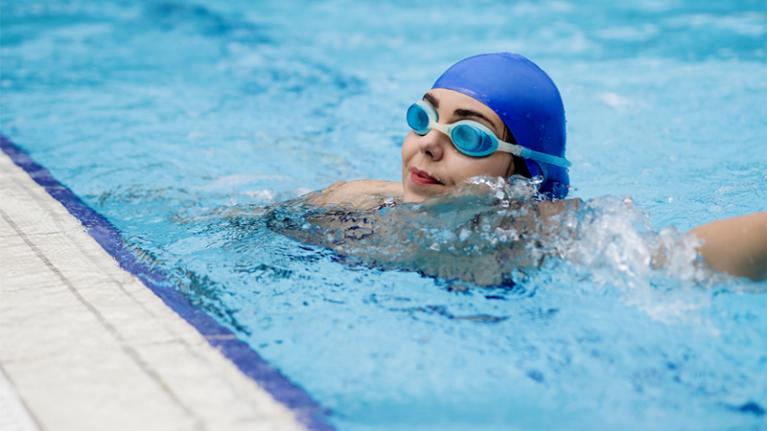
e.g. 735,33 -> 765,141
276,53 -> 766,282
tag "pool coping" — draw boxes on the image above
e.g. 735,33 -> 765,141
0,133 -> 334,431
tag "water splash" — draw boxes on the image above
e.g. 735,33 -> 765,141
266,176 -> 716,320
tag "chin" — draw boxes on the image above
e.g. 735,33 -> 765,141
401,188 -> 422,203
402,186 -> 437,203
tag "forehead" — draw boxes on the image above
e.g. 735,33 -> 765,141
425,88 -> 504,128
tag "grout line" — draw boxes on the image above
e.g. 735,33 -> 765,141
0,133 -> 334,431
0,209 -> 207,431
0,363 -> 43,431
3,171 -> 248,397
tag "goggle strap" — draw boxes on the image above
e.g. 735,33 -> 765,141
497,141 -> 570,168
429,121 -> 451,136
412,102 -> 571,168
519,147 -> 571,168
495,141 -> 524,158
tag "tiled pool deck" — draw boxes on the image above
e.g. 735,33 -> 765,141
0,150 -> 307,430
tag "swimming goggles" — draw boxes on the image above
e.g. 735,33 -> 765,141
406,100 -> 571,168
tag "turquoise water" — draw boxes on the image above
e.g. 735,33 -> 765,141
2,1 -> 766,430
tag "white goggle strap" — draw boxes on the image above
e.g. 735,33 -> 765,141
451,120 -> 571,168
428,121 -> 451,137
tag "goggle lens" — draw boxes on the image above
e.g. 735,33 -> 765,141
406,103 -> 431,135
406,102 -> 500,157
405,100 -> 571,169
451,123 -> 496,156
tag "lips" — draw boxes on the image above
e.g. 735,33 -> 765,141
410,168 -> 443,186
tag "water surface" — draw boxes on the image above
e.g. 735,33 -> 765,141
1,1 -> 765,430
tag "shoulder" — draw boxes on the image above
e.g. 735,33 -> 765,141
305,180 -> 402,210
326,179 -> 401,195
535,197 -> 582,216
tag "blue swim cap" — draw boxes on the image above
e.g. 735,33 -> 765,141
432,53 -> 569,199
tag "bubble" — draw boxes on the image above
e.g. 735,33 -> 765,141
266,176 -> 713,319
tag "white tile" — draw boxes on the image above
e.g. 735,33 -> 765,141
136,341 -> 303,431
4,350 -> 196,431
0,298 -> 108,363
0,193 -> 65,237
0,152 -> 307,430
0,233 -> 46,283
0,214 -> 17,239
0,368 -> 39,431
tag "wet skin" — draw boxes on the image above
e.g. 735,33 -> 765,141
308,88 -> 519,209
401,88 -> 516,203
300,90 -> 767,282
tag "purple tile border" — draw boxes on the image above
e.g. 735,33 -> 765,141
0,134 -> 335,431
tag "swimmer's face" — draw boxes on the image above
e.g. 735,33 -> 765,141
401,88 -> 515,203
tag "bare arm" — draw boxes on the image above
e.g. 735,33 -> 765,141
305,180 -> 402,210
276,181 -> 767,283
295,187 -> 583,286
690,212 -> 767,280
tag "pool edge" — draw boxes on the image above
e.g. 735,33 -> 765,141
0,133 -> 335,431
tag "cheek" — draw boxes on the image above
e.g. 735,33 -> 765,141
449,154 -> 511,182
491,154 -> 513,177
401,133 -> 418,164
481,154 -> 513,177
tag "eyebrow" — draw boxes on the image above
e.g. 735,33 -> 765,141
422,93 -> 502,136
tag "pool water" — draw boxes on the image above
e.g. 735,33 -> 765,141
1,1 -> 766,430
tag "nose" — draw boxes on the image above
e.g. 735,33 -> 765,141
418,130 -> 447,161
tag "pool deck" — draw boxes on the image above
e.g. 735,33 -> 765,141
0,150 -> 305,430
